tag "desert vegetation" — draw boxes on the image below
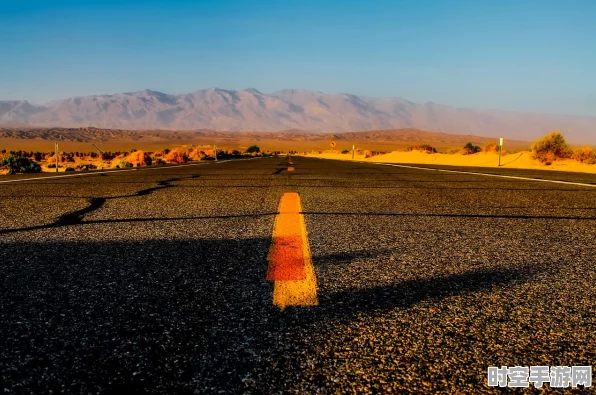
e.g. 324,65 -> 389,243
0,145 -> 272,175
461,142 -> 482,155
246,145 -> 260,153
0,153 -> 42,174
528,131 -> 596,165
530,132 -> 572,164
303,130 -> 596,174
571,146 -> 596,164
483,141 -> 499,153
406,144 -> 437,154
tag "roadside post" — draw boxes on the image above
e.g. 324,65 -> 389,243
352,145 -> 355,160
55,143 -> 59,172
214,144 -> 218,161
498,137 -> 504,167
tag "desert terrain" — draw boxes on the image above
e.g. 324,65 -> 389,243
307,150 -> 596,175
0,126 -> 532,153
2,127 -> 595,175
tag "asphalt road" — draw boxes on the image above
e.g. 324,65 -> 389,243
1,157 -> 595,394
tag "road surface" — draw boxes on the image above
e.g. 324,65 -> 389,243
1,157 -> 595,393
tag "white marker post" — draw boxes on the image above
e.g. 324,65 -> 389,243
352,145 -> 355,160
499,137 -> 504,167
55,142 -> 59,173
214,144 -> 218,161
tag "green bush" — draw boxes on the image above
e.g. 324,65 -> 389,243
0,155 -> 42,174
461,142 -> 481,155
531,132 -> 572,162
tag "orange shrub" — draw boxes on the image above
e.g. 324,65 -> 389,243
572,146 -> 596,164
188,148 -> 204,160
531,132 -> 572,162
542,152 -> 557,166
483,141 -> 499,153
165,148 -> 188,163
126,150 -> 151,166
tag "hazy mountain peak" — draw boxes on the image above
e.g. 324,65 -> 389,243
243,88 -> 263,95
0,88 -> 595,143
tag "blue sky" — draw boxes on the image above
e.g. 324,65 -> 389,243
1,0 -> 595,116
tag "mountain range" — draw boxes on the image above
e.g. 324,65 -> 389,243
1,88 -> 595,144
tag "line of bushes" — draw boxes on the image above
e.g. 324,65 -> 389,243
406,144 -> 437,154
531,132 -> 596,165
0,144 -> 276,174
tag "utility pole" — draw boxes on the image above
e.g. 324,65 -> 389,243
214,144 -> 218,161
498,137 -> 504,167
55,143 -> 59,172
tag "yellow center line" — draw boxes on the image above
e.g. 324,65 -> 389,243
266,192 -> 318,310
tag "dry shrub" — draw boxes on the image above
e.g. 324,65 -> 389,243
572,146 -> 596,164
188,148 -> 204,161
45,153 -> 73,164
364,150 -> 373,158
483,141 -> 499,153
531,132 -> 572,163
126,150 -> 152,166
542,152 -> 557,166
406,144 -> 437,154
165,148 -> 188,163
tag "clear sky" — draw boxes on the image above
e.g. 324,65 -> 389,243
1,0 -> 595,116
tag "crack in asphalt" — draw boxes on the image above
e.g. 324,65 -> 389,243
0,175 -> 200,234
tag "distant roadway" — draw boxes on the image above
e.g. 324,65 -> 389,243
1,157 -> 595,393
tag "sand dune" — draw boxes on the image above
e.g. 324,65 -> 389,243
306,151 -> 596,174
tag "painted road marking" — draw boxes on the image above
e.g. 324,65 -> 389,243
266,192 -> 318,310
381,163 -> 596,188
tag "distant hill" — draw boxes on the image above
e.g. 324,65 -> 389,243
1,88 -> 595,143
0,127 -> 531,152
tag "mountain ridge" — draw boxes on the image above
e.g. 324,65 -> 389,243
1,88 -> 595,143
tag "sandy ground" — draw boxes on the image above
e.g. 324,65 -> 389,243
0,136 -> 532,154
305,150 -> 596,174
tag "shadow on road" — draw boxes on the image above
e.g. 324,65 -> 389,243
1,237 -> 542,393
